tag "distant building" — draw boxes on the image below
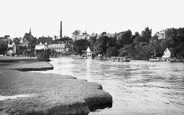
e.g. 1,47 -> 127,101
18,29 -> 37,56
48,41 -> 70,53
156,30 -> 166,39
21,28 -> 36,48
34,42 -> 49,56
35,42 -> 48,50
162,48 -> 171,58
6,42 -> 16,55
86,47 -> 93,59
72,30 -> 90,41
37,36 -> 53,45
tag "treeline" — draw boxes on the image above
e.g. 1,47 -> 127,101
72,27 -> 184,60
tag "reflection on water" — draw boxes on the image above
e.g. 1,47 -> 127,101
40,58 -> 184,115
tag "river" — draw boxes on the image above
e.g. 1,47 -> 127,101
38,58 -> 184,115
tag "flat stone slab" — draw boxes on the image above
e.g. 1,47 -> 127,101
0,56 -> 37,62
0,56 -> 112,115
2,61 -> 53,71
0,56 -> 53,71
0,70 -> 112,115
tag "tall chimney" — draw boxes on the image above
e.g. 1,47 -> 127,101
60,21 -> 62,39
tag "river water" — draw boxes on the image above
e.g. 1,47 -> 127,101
39,58 -> 184,115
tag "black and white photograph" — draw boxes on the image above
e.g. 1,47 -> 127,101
0,0 -> 184,115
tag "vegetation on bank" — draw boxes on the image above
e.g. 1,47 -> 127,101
1,27 -> 184,60
72,27 -> 184,60
36,49 -> 51,61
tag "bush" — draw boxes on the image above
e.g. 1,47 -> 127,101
0,44 -> 8,54
37,50 -> 50,61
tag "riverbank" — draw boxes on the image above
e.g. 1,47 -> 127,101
0,56 -> 112,115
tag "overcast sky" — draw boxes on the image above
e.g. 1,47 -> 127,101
0,0 -> 183,38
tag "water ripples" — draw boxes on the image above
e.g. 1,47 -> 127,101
39,58 -> 184,115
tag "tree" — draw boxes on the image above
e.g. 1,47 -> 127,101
101,32 -> 107,36
72,30 -> 81,36
133,35 -> 142,43
165,28 -> 177,38
37,50 -> 51,61
118,44 -> 135,58
131,32 -> 139,43
53,35 -> 58,40
175,42 -> 184,57
108,36 -> 117,47
149,35 -> 160,57
0,37 -> 9,54
0,44 -> 8,54
89,35 -> 97,51
72,39 -> 90,55
93,35 -> 109,55
134,42 -> 151,60
177,28 -> 184,42
117,30 -> 132,49
141,27 -> 152,42
163,27 -> 184,57
13,37 -> 21,45
106,47 -> 117,57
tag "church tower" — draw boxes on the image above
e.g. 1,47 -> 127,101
29,28 -> 32,35
60,21 -> 62,39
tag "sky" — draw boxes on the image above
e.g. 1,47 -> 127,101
0,0 -> 184,38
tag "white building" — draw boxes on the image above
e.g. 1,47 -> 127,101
86,47 -> 93,59
156,30 -> 166,39
162,48 -> 171,58
72,31 -> 90,41
48,41 -> 69,53
35,43 -> 48,50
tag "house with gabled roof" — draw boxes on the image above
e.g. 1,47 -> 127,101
21,29 -> 36,47
162,48 -> 171,59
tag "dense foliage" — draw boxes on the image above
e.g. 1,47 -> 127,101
0,44 -> 8,54
0,37 -> 8,54
72,39 -> 90,55
37,50 -> 51,61
72,27 -> 184,60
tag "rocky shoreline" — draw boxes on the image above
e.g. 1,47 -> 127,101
0,56 -> 112,115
